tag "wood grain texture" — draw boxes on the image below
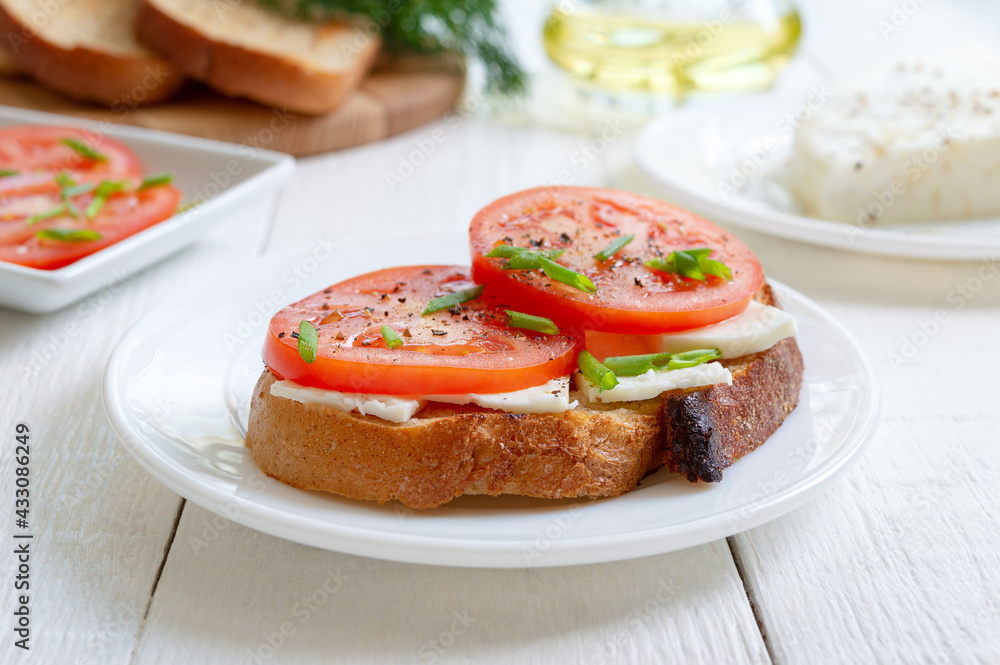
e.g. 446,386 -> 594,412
0,202 -> 275,664
0,56 -> 464,157
132,503 -> 769,665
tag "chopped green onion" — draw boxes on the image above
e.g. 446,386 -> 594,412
297,320 -> 319,364
485,244 -> 565,269
603,353 -> 672,376
538,255 -> 596,294
139,173 -> 173,190
504,310 -> 560,335
485,245 -> 525,258
61,138 -> 107,162
601,348 -> 722,375
62,183 -> 95,198
422,284 -> 485,315
577,350 -> 618,392
665,348 -> 721,370
504,248 -> 564,270
35,228 -> 101,242
381,325 -> 403,350
26,204 -> 66,225
645,248 -> 732,282
85,181 -> 127,219
55,171 -> 75,188
595,234 -> 635,262
0,169 -> 18,177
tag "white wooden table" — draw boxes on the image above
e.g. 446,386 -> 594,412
3,1 -> 1000,663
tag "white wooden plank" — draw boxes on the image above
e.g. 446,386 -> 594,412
132,504 -> 769,665
0,199 -> 275,664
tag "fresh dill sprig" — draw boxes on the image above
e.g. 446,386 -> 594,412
256,0 -> 526,96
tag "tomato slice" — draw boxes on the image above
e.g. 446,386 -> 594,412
0,125 -> 143,183
0,185 -> 182,270
263,266 -> 581,396
469,187 -> 765,334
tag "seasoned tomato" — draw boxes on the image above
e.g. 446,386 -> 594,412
469,187 -> 764,334
263,266 -> 581,395
0,185 -> 182,270
0,125 -> 143,183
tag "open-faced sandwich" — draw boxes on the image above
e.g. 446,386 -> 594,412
246,187 -> 804,509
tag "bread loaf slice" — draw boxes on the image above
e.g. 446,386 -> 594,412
245,287 -> 805,509
0,0 -> 184,106
137,0 -> 381,114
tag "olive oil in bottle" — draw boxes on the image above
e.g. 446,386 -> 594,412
543,1 -> 802,96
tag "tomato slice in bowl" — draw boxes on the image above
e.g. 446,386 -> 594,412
0,125 -> 143,183
263,266 -> 581,396
469,186 -> 764,334
0,185 -> 182,270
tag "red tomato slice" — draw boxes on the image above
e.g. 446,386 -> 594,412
0,125 -> 142,183
263,266 -> 581,396
469,187 -> 764,334
0,185 -> 182,270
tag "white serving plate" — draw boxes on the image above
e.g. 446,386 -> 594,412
634,95 -> 1000,260
103,232 -> 879,568
0,105 -> 294,313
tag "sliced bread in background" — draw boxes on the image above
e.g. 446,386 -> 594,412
0,0 -> 184,106
137,0 -> 381,115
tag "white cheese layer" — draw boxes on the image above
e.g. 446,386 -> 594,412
269,377 -> 575,424
270,382 -> 425,424
660,300 -> 797,359
788,56 -> 1000,224
574,362 -> 733,404
425,378 -> 577,414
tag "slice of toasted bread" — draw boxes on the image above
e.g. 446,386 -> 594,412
245,287 -> 805,509
136,0 -> 381,115
0,0 -> 184,106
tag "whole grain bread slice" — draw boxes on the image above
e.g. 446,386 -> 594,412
137,0 -> 381,114
245,286 -> 805,509
0,0 -> 184,106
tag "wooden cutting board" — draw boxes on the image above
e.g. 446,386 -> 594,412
0,56 -> 465,157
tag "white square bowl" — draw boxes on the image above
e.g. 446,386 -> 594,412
0,105 -> 295,313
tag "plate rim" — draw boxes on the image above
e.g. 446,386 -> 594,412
103,233 -> 881,568
634,96 -> 1000,261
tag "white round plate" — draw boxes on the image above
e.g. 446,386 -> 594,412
634,95 -> 1000,260
104,232 -> 879,568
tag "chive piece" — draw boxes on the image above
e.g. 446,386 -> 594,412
297,320 -> 319,364
578,350 -> 618,392
485,245 -> 524,258
61,138 -> 108,162
504,248 -> 564,270
139,173 -> 173,190
595,234 -> 635,262
381,325 -> 403,350
666,348 -> 721,370
26,204 -> 67,226
85,181 -> 127,219
644,248 -> 733,282
603,352 -> 673,376
538,255 -> 597,294
62,183 -> 95,198
0,169 -> 18,177
504,310 -> 559,335
55,171 -> 75,188
35,228 -> 101,242
422,284 -> 485,315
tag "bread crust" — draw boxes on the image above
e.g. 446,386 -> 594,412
245,286 -> 805,509
0,2 -> 183,106
137,0 -> 380,115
